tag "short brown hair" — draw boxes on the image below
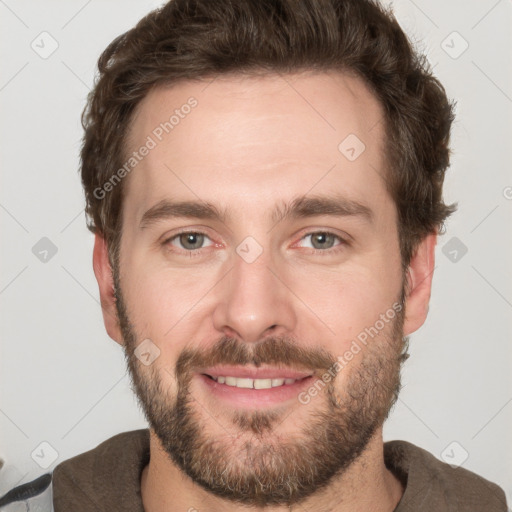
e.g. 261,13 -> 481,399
80,0 -> 456,270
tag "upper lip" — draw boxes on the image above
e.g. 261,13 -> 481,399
199,366 -> 314,380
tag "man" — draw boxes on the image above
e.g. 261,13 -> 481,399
5,0 -> 506,510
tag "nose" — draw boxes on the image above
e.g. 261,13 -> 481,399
212,245 -> 297,343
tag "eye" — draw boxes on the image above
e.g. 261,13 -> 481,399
162,230 -> 347,257
297,231 -> 346,253
166,231 -> 214,252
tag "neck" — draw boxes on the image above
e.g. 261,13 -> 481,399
141,428 -> 403,512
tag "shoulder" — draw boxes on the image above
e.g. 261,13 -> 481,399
385,440 -> 508,511
52,429 -> 149,512
53,428 -> 149,479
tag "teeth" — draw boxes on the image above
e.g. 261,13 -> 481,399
211,376 -> 302,389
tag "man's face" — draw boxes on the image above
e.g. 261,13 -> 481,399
112,71 -> 409,505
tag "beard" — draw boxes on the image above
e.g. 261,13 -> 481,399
114,270 -> 408,507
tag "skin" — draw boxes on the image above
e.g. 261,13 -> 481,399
93,71 -> 436,511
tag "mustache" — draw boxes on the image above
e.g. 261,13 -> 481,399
174,335 -> 338,383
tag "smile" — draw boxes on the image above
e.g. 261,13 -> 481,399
198,372 -> 315,408
205,375 -> 306,389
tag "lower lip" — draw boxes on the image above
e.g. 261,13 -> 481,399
197,374 -> 314,408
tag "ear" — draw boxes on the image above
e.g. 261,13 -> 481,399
403,232 -> 437,336
92,233 -> 124,345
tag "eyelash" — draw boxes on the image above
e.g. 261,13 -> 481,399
162,230 -> 348,257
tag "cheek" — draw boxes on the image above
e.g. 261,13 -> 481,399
288,256 -> 402,345
121,262 -> 216,339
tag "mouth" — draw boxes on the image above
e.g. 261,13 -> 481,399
196,366 -> 315,407
204,374 -> 308,389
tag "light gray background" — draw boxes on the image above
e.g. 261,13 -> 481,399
1,0 -> 511,504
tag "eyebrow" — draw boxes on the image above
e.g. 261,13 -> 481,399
271,194 -> 373,225
139,194 -> 373,230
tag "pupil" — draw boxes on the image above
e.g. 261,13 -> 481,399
181,233 -> 203,250
313,233 -> 333,249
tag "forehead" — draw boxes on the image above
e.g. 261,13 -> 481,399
122,71 -> 389,226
